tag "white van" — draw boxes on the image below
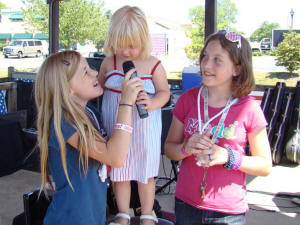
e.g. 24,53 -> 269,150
3,39 -> 46,58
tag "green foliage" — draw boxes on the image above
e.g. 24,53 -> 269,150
0,42 -> 7,51
252,51 -> 263,56
250,21 -> 279,42
275,31 -> 300,74
265,49 -> 277,56
185,0 -> 238,64
23,0 -> 109,49
0,1 -> 7,10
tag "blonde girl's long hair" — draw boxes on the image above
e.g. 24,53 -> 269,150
103,5 -> 152,59
35,50 -> 105,191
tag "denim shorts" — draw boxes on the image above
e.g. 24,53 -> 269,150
175,198 -> 246,225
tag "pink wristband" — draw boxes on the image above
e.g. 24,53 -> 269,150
114,123 -> 133,133
181,146 -> 189,157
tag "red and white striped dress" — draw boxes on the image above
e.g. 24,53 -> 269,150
101,56 -> 162,184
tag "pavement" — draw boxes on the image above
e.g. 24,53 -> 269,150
0,54 -> 299,225
1,156 -> 300,225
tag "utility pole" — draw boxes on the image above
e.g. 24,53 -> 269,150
290,8 -> 294,28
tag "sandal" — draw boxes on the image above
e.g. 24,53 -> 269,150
140,214 -> 158,225
109,212 -> 131,225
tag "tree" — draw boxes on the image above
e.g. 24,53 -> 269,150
0,1 -> 7,10
250,21 -> 279,42
185,0 -> 238,64
0,1 -> 7,22
275,31 -> 300,74
23,0 -> 109,49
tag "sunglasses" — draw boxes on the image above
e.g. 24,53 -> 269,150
217,30 -> 242,48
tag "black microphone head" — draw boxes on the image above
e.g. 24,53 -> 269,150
122,61 -> 135,74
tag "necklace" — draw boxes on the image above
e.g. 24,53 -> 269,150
197,85 -> 238,198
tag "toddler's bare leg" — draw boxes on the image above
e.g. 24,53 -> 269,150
138,178 -> 156,225
114,181 -> 131,225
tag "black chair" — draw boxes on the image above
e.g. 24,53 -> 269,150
12,189 -> 53,225
0,115 -> 25,177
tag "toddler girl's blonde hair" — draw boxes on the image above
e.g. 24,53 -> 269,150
35,50 -> 105,191
103,5 -> 152,59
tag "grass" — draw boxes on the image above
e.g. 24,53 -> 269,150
167,70 -> 299,87
0,68 -> 38,78
167,71 -> 182,80
1,66 -> 299,87
0,68 -> 7,78
254,71 -> 299,87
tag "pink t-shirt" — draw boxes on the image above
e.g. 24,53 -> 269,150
172,87 -> 267,214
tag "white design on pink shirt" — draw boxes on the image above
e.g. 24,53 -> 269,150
185,118 -> 239,141
185,118 -> 199,135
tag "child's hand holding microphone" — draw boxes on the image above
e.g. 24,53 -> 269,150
120,67 -> 144,106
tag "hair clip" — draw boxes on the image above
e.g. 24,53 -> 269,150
225,31 -> 241,48
61,59 -> 70,66
217,30 -> 242,48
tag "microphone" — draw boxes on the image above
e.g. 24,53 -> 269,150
122,61 -> 149,119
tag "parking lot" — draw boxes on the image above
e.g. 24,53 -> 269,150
0,55 -> 45,70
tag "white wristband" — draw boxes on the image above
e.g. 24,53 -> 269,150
114,123 -> 133,133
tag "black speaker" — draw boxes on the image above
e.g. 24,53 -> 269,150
86,57 -> 105,111
161,106 -> 173,155
86,57 -> 104,72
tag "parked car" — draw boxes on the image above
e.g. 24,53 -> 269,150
88,51 -> 105,58
250,41 -> 261,52
260,38 -> 272,51
3,39 -> 46,58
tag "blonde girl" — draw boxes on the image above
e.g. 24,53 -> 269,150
35,50 -> 143,225
99,5 -> 170,225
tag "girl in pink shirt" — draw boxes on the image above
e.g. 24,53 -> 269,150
165,31 -> 272,225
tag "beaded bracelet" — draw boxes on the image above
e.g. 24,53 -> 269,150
119,103 -> 133,108
114,123 -> 133,133
232,150 -> 243,170
223,146 -> 243,170
224,147 -> 235,170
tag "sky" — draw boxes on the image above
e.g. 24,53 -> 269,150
102,0 -> 300,37
2,0 -> 300,38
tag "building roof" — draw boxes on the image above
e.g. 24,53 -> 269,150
0,33 -> 12,40
33,33 -> 48,40
12,33 -> 33,39
9,12 -> 24,20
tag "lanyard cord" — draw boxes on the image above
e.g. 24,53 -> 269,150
197,86 -> 238,135
197,85 -> 238,198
